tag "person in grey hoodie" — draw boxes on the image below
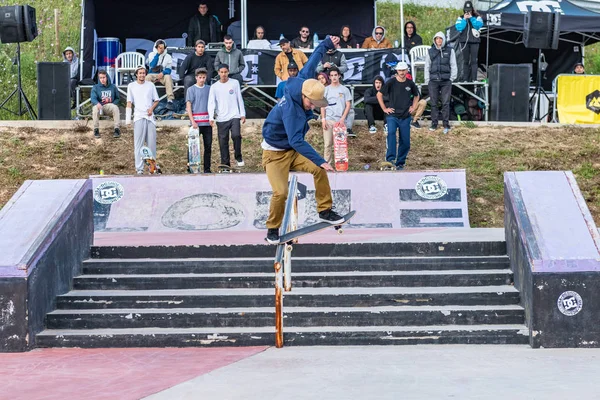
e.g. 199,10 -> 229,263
62,46 -> 79,108
91,69 -> 121,139
424,31 -> 457,134
213,35 -> 245,85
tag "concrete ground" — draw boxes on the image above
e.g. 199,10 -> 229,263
144,345 -> 600,400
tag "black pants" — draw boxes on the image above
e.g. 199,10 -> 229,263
229,73 -> 244,86
198,125 -> 213,172
69,78 -> 78,106
183,75 -> 196,96
216,118 -> 242,166
429,80 -> 452,128
365,103 -> 385,127
461,42 -> 479,82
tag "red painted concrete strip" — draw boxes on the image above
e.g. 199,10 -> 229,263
0,347 -> 268,400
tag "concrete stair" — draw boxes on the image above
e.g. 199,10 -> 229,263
37,249 -> 529,347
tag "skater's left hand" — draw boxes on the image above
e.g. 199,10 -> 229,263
330,36 -> 340,47
408,106 -> 414,114
147,108 -> 153,116
320,162 -> 335,172
334,120 -> 344,129
241,117 -> 246,124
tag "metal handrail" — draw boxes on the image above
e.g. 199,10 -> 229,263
273,175 -> 298,348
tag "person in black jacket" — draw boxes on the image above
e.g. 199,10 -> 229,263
187,2 -> 221,46
404,21 -> 423,54
339,25 -> 358,49
365,76 -> 385,134
425,32 -> 457,134
179,40 -> 214,94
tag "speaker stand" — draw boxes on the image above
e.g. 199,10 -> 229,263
0,42 -> 37,120
529,49 -> 550,123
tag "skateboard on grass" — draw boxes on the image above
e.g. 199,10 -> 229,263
269,210 -> 356,244
218,164 -> 241,173
333,124 -> 348,172
187,127 -> 201,174
379,161 -> 395,171
141,146 -> 162,174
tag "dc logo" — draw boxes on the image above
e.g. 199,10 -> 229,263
557,291 -> 583,316
415,176 -> 448,200
94,181 -> 124,205
488,13 -> 502,26
229,89 -> 234,94
405,87 -> 411,91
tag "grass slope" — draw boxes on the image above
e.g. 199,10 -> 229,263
1,122 -> 599,227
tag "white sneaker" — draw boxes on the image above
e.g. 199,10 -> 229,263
369,125 -> 377,134
383,124 -> 388,135
237,160 -> 245,167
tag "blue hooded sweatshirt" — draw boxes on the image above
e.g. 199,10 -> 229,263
262,36 -> 335,167
90,73 -> 120,106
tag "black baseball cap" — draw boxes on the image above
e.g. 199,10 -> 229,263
464,1 -> 473,11
287,62 -> 298,70
279,38 -> 290,45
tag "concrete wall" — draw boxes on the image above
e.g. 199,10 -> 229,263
505,171 -> 600,348
0,180 -> 93,352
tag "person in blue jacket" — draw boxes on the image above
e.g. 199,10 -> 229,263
262,35 -> 345,244
455,0 -> 483,82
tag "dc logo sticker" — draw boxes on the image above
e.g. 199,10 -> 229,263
229,89 -> 234,94
488,13 -> 502,26
94,181 -> 124,205
557,291 -> 583,316
586,90 -> 600,114
415,176 -> 448,200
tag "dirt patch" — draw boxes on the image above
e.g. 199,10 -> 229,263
1,123 -> 599,227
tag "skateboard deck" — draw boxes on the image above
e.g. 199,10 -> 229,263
274,210 -> 356,244
187,127 -> 201,174
379,161 -> 395,171
141,146 -> 162,174
333,124 -> 348,172
218,164 -> 241,173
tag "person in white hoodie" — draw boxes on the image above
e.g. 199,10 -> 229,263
424,32 -> 457,134
208,63 -> 246,168
146,39 -> 175,110
62,46 -> 79,108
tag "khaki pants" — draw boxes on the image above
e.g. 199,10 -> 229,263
262,149 -> 333,229
411,99 -> 427,120
322,120 -> 335,165
92,103 -> 120,129
145,73 -> 174,101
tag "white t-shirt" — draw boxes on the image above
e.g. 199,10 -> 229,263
207,79 -> 246,123
127,81 -> 159,124
247,39 -> 272,50
324,84 -> 352,122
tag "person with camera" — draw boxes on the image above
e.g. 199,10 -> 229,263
455,1 -> 483,82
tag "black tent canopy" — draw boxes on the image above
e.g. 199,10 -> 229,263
477,0 -> 600,89
80,0 -> 376,80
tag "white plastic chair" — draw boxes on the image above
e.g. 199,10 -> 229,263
115,52 -> 145,85
410,45 -> 429,83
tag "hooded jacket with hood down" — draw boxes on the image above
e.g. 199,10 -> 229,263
148,40 -> 173,75
364,76 -> 385,105
91,73 -> 120,106
362,26 -> 392,49
262,36 -> 335,167
213,44 -> 245,75
424,32 -> 457,84
62,47 -> 79,79
187,12 -> 220,46
403,21 -> 423,54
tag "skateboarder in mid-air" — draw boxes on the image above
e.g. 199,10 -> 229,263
262,35 -> 345,244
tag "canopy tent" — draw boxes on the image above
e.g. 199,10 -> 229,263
80,0 -> 376,80
477,0 -> 600,89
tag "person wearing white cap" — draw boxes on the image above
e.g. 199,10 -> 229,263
261,35 -> 345,244
376,61 -> 420,171
425,32 -> 457,134
126,66 -> 160,174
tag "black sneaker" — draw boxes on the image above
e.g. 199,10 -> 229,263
396,165 -> 405,171
411,121 -> 421,129
166,101 -> 175,111
93,128 -> 100,138
318,209 -> 345,224
113,127 -> 121,138
347,129 -> 357,138
429,124 -> 438,132
266,228 -> 280,244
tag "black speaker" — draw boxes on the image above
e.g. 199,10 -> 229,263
489,64 -> 531,122
0,5 -> 37,44
37,62 -> 71,120
524,11 -> 560,50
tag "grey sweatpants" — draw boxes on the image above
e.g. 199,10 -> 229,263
133,119 -> 157,173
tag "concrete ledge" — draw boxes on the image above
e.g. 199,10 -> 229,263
0,180 -> 93,351
504,171 -> 600,348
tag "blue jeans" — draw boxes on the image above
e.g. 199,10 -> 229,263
385,116 -> 412,167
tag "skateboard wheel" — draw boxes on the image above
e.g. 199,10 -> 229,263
337,228 -> 343,234
286,244 -> 293,252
